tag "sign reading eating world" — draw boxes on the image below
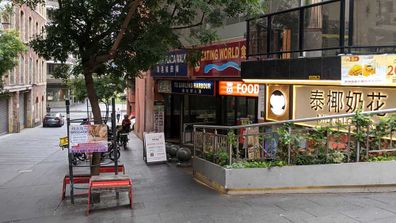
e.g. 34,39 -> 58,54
193,40 -> 246,77
152,50 -> 188,77
172,80 -> 215,96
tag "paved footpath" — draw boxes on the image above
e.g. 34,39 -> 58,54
2,125 -> 396,222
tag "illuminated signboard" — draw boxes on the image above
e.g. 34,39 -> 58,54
266,85 -> 290,121
172,80 -> 215,96
193,40 -> 246,77
218,81 -> 259,97
341,54 -> 396,86
293,85 -> 396,123
152,50 -> 188,77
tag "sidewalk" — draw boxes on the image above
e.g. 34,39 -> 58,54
2,128 -> 396,222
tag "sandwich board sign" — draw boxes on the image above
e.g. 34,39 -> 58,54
143,132 -> 167,164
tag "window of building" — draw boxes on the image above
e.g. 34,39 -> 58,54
19,56 -> 24,84
29,58 -> 33,84
28,17 -> 32,39
20,11 -> 24,41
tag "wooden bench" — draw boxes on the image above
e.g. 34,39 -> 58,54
61,164 -> 125,200
87,175 -> 133,214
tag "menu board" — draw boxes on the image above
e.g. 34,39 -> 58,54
69,124 -> 108,153
144,132 -> 167,163
153,104 -> 164,133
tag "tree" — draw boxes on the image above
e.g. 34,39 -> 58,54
0,1 -> 28,89
30,0 -> 260,175
68,75 -> 126,121
0,30 -> 26,88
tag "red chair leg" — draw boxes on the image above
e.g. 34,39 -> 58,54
61,177 -> 66,200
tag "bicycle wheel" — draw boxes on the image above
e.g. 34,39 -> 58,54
109,149 -> 121,161
76,153 -> 87,161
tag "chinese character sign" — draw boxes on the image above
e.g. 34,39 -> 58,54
341,55 -> 396,86
294,86 -> 395,120
152,50 -> 188,77
193,40 -> 246,77
172,80 -> 215,96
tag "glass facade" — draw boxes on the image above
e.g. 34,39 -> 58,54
353,0 -> 396,54
247,0 -> 396,58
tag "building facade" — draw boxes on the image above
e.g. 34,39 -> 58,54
0,3 -> 47,135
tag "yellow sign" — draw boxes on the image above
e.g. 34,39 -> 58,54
293,85 -> 396,123
341,55 -> 396,86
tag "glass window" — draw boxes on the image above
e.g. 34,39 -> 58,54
271,10 -> 300,59
303,1 -> 341,57
189,95 -> 216,124
353,0 -> 396,53
222,96 -> 236,126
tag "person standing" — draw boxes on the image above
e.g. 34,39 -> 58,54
116,108 -> 121,123
46,104 -> 51,113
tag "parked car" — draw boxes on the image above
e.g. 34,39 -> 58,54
43,113 -> 64,127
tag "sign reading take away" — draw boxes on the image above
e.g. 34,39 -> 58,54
218,81 -> 259,97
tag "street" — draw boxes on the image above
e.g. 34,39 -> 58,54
2,110 -> 396,222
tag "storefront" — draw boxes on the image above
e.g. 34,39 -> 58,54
242,54 -> 396,123
157,80 -> 217,141
218,81 -> 259,125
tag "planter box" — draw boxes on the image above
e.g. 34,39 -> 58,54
193,157 -> 396,194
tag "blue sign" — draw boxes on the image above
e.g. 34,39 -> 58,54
172,81 -> 215,96
153,50 -> 188,77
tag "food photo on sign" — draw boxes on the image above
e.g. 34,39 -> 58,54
69,124 -> 108,153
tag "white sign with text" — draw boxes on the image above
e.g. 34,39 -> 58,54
144,132 -> 167,163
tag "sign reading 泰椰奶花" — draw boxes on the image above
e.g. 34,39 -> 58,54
152,50 -> 188,77
69,124 -> 108,153
293,85 -> 396,123
341,55 -> 396,86
171,80 -> 215,95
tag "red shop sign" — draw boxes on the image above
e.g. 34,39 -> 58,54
193,40 -> 246,77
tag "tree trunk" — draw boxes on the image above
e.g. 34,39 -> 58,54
83,70 -> 102,175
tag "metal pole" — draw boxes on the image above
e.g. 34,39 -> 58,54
288,126 -> 292,165
112,98 -> 118,175
356,125 -> 360,162
86,98 -> 89,120
66,99 -> 74,204
339,0 -> 346,54
348,0 -> 355,53
193,126 -> 196,157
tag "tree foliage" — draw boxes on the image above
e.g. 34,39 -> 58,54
30,0 -> 260,174
0,30 -> 26,87
69,75 -> 126,105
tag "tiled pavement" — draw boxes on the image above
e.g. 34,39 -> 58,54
2,123 -> 396,222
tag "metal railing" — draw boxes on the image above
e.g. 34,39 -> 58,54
193,108 -> 396,167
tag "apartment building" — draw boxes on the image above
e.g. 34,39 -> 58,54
0,3 -> 47,135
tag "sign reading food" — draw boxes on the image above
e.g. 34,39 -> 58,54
341,55 -> 396,85
218,81 -> 259,97
193,40 -> 246,77
69,124 -> 108,153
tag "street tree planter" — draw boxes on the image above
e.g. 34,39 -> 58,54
193,157 -> 396,194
